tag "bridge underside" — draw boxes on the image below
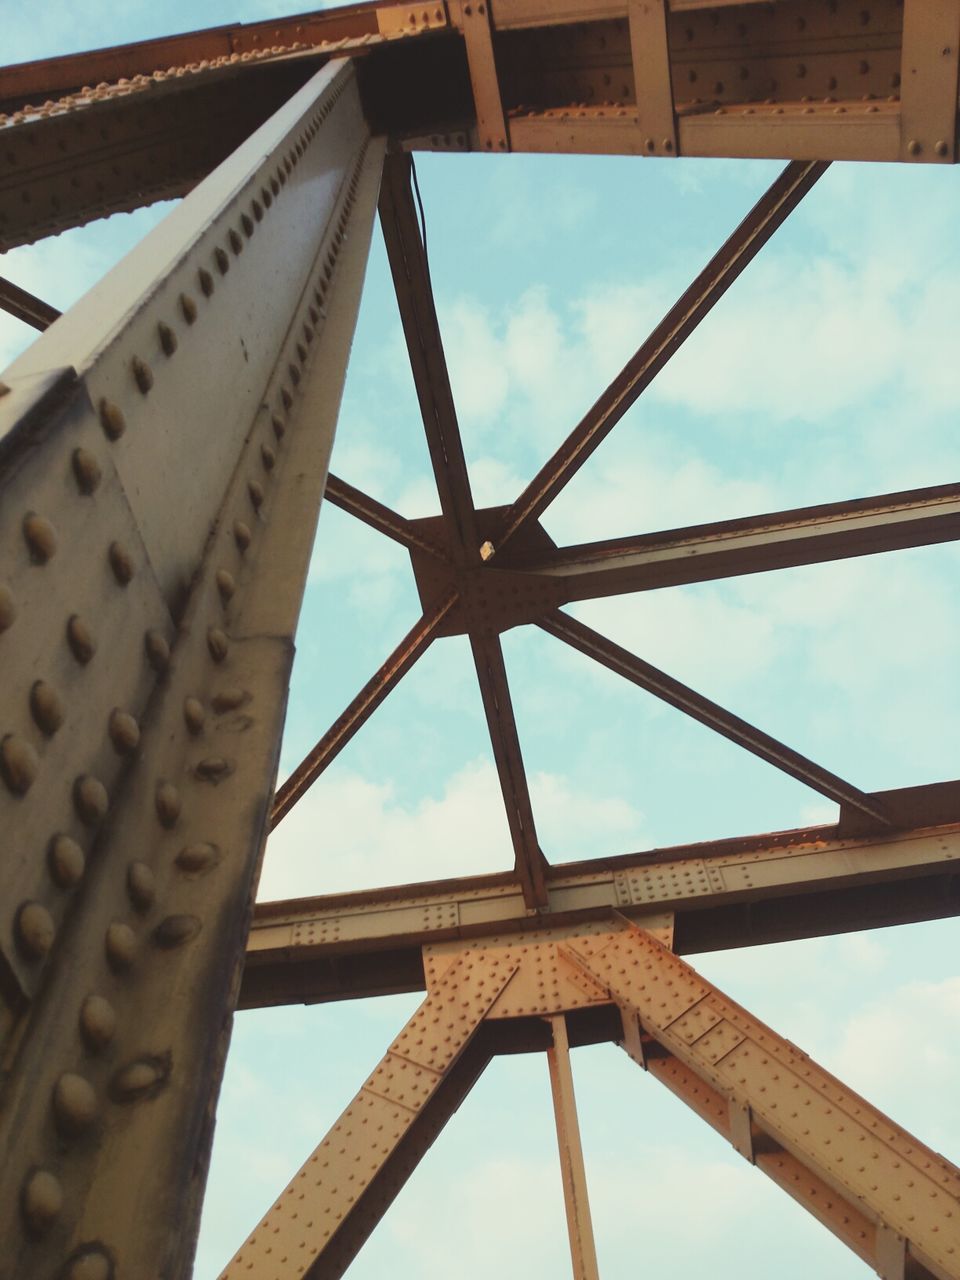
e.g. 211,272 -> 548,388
1,4 -> 958,1279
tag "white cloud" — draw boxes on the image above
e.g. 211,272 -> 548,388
259,758 -> 647,901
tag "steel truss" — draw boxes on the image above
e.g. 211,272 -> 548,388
0,4 -> 959,1279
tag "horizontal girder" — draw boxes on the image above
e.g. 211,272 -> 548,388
3,0 -> 959,249
243,789 -> 960,1007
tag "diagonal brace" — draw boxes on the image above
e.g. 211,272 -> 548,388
471,630 -> 549,909
379,151 -> 480,565
540,610 -> 892,829
324,471 -> 448,561
271,588 -> 457,828
219,950 -> 518,1279
493,159 -> 829,552
565,919 -> 960,1280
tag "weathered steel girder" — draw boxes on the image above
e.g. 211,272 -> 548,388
2,1 -> 959,254
243,799 -> 960,1006
228,919 -> 960,1279
1,2 -> 959,1276
0,59 -> 384,1279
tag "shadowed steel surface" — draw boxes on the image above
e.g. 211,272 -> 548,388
0,59 -> 382,1279
0,3 -> 958,1277
0,276 -> 60,330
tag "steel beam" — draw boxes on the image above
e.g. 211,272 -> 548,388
242,804 -> 960,1007
0,60 -> 383,1278
491,160 -> 827,553
470,630 -> 550,909
539,610 -> 893,827
571,920 -> 960,1280
324,472 -> 448,560
500,482 -> 960,600
0,276 -> 60,330
378,150 -> 480,566
547,1014 -> 600,1280
220,949 -> 518,1279
271,589 -> 458,829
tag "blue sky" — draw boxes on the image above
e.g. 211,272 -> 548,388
3,5 -> 959,1277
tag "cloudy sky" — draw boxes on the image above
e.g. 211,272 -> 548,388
3,4 -> 959,1277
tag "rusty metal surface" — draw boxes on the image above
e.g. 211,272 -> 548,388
0,59 -> 382,1278
220,949 -> 519,1278
1,0 -> 957,254
241,813 -> 960,1006
229,919 -> 960,1277
569,920 -> 960,1278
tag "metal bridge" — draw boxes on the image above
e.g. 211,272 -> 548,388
1,2 -> 959,1277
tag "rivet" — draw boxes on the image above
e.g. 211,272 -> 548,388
248,480 -> 264,510
61,1244 -> 114,1280
153,914 -> 202,948
110,1052 -> 172,1102
157,321 -> 177,356
936,139 -> 949,156
23,512 -> 57,562
195,756 -> 232,782
215,247 -> 230,274
211,687 -> 249,712
198,267 -> 214,295
67,614 -> 96,663
261,186 -> 272,208
176,841 -> 219,873
303,323 -> 313,344
271,415 -> 285,440
126,861 -> 156,913
1,735 -> 39,794
98,398 -> 126,440
105,921 -> 136,972
180,292 -> 198,323
0,581 -> 15,631
241,213 -> 254,237
261,443 -> 276,470
46,836 -> 84,893
30,680 -> 64,736
74,775 -> 108,825
270,176 -> 280,195
20,1168 -> 63,1235
216,568 -> 236,601
79,994 -> 116,1051
15,901 -> 56,959
108,541 -> 134,585
234,519 -> 252,552
207,627 -> 229,663
131,356 -> 153,394
53,1072 -> 98,1136
108,707 -> 140,754
229,229 -> 243,254
72,447 -> 102,493
296,342 -> 307,364
281,387 -> 292,411
183,696 -> 206,735
155,780 -> 181,828
908,138 -> 922,156
252,199 -> 263,221
144,629 -> 171,672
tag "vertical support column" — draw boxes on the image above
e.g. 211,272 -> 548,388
0,60 -> 384,1280
547,1015 -> 601,1280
